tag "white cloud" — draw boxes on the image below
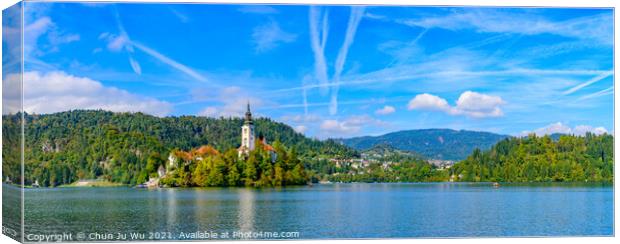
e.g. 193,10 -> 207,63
454,91 -> 505,118
320,119 -> 360,135
104,34 -> 129,52
407,93 -> 451,112
197,86 -> 264,118
3,71 -> 172,116
573,125 -> 608,136
198,107 -> 218,117
294,125 -> 308,134
408,91 -> 505,118
319,115 -> 385,136
521,122 -> 609,136
375,105 -> 396,115
252,21 -> 297,53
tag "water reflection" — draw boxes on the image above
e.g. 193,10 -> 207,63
237,188 -> 255,232
166,188 -> 178,231
19,183 -> 613,239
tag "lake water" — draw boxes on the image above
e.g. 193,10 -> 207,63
7,182 -> 615,240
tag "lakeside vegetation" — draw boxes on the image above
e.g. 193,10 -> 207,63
451,133 -> 614,182
2,110 -> 613,187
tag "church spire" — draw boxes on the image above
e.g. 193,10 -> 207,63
244,101 -> 253,124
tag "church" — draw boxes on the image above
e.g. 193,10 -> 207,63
237,103 -> 277,162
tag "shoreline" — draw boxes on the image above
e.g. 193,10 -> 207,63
4,180 -> 613,189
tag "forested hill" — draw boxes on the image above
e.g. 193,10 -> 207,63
451,133 -> 614,182
338,129 -> 509,160
2,110 -> 357,186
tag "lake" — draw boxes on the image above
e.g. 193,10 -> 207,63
5,182 -> 615,240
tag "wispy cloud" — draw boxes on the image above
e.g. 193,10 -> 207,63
22,15 -> 80,58
270,68 -> 609,94
577,86 -> 613,101
563,71 -> 613,95
196,86 -> 265,118
308,6 -> 365,115
375,105 -> 396,115
308,6 -> 330,95
169,7 -> 189,23
329,6 -> 365,115
399,9 -> 613,45
319,114 -> 386,137
238,5 -> 279,14
252,21 -> 297,53
131,41 -> 208,82
105,8 -> 208,82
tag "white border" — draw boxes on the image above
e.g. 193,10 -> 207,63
0,1 -> 617,244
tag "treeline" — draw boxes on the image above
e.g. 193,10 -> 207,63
161,141 -> 307,187
451,133 -> 613,182
2,110 -> 614,186
2,110 -> 355,186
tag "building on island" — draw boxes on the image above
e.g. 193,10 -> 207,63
238,102 -> 256,157
162,103 -> 277,183
238,103 -> 277,162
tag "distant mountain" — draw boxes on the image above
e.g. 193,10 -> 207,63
361,143 -> 424,162
337,129 -> 510,161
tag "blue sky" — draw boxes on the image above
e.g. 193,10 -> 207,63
3,3 -> 614,139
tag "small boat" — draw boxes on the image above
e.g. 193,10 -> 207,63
493,182 -> 500,188
135,184 -> 147,188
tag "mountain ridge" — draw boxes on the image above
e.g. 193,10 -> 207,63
337,128 -> 510,161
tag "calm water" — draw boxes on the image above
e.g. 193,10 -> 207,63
9,183 -> 615,240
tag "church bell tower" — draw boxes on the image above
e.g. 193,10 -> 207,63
240,102 -> 255,155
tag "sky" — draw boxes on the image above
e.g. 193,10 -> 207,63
2,2 -> 614,139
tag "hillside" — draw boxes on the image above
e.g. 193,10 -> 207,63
451,133 -> 614,182
338,129 -> 510,160
2,110 -> 357,186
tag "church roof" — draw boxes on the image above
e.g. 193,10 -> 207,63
195,145 -> 219,156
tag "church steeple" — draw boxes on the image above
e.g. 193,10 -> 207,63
244,101 -> 253,124
239,102 -> 256,157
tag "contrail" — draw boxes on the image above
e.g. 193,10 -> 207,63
330,6 -> 365,115
309,6 -> 330,96
563,71 -> 613,95
131,41 -> 208,82
114,7 -> 207,82
577,86 -> 613,100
